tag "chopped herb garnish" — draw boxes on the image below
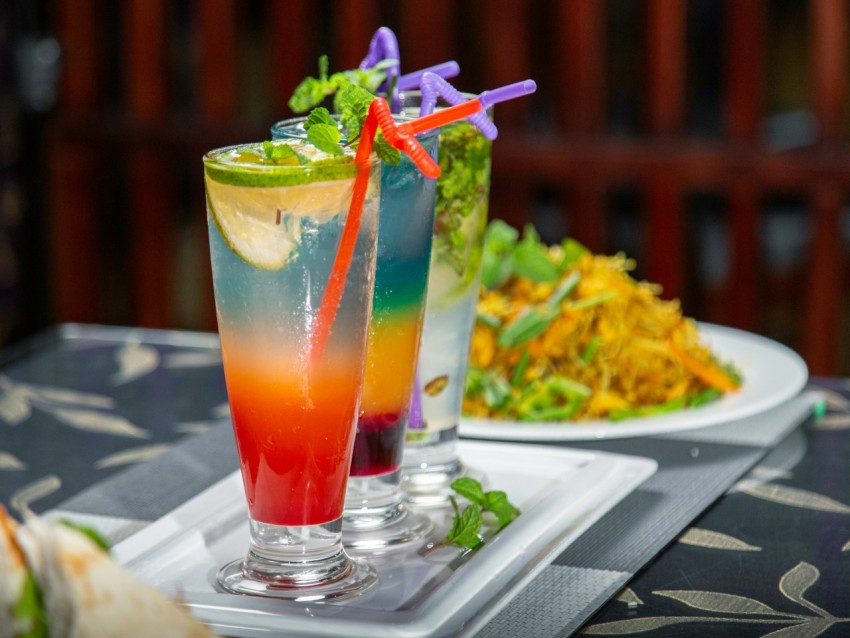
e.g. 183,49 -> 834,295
497,307 -> 557,348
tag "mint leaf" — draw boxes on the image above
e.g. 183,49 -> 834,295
306,123 -> 343,156
262,141 -> 306,165
483,490 -> 521,530
481,220 -> 519,289
305,106 -> 336,130
336,83 -> 374,143
288,55 -> 334,113
451,477 -> 487,507
446,497 -> 483,550
443,479 -> 520,551
374,135 -> 402,165
341,59 -> 393,93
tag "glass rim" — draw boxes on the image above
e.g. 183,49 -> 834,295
203,142 -> 362,187
270,111 -> 440,142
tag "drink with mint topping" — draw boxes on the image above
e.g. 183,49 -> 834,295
205,138 -> 380,599
402,108 -> 493,505
271,116 -> 439,552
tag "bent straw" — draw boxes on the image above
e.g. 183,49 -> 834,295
398,61 -> 461,92
359,27 -> 401,111
310,98 -> 439,360
420,73 -> 498,139
311,86 -> 537,358
419,76 -> 538,140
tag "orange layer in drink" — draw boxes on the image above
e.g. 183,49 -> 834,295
221,337 -> 362,526
360,307 -> 421,417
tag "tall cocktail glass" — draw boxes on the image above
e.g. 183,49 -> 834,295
271,118 -> 438,553
401,94 -> 493,505
204,140 -> 380,600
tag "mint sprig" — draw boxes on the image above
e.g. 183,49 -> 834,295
289,58 -> 405,165
442,477 -> 521,551
288,55 -> 394,114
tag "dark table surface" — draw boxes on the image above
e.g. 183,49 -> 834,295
0,324 -> 847,637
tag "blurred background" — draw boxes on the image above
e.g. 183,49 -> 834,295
0,0 -> 848,375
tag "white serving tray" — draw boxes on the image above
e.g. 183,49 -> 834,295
113,441 -> 656,638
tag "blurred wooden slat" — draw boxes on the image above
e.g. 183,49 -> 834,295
644,0 -> 686,301
198,0 -> 239,122
41,1 -> 850,374
49,0 -> 101,322
398,0 -> 455,72
124,0 -> 172,327
725,0 -> 765,332
555,0 -> 606,251
332,0 -> 380,69
477,0 -> 534,232
268,0 -> 315,116
803,182 -> 843,375
811,0 -> 846,142
803,0 -> 847,374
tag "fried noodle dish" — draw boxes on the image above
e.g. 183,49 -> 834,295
463,221 -> 742,423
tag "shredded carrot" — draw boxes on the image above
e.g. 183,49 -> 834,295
667,339 -> 739,393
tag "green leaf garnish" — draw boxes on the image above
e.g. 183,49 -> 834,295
580,335 -> 601,365
483,490 -> 521,530
374,134 -> 402,165
441,478 -> 521,550
261,141 -> 306,166
476,312 -> 502,329
304,106 -> 336,130
446,496 -> 483,550
59,518 -> 110,552
498,308 -> 557,348
481,220 -> 519,289
306,123 -> 344,156
288,55 -> 333,113
451,476 -> 487,506
510,350 -> 531,386
514,376 -> 591,421
13,572 -> 48,638
511,225 -> 560,282
560,237 -> 589,267
335,83 -> 374,143
288,55 -> 390,113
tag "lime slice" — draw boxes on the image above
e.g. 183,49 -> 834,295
205,176 -> 355,270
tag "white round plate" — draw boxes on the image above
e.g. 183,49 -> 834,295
459,323 -> 808,441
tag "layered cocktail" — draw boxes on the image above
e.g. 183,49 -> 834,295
204,139 -> 380,599
403,111 -> 494,504
271,117 -> 438,552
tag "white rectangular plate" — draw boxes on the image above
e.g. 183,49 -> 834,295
113,441 -> 656,638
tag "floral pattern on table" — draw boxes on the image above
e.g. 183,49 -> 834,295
581,378 -> 850,637
0,327 -> 229,516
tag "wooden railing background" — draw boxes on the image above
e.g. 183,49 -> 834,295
44,0 -> 850,375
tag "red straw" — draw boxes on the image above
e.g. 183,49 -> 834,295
310,97 -> 481,359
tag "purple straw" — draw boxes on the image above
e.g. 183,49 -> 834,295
398,60 -> 461,91
408,373 -> 424,430
359,26 -> 401,112
419,75 -> 537,140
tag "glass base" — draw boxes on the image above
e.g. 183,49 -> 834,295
216,517 -> 378,602
217,554 -> 377,602
401,434 -> 486,507
342,472 -> 435,554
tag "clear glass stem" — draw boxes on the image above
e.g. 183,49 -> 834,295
401,427 -> 481,506
217,516 -> 377,601
342,471 -> 434,554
